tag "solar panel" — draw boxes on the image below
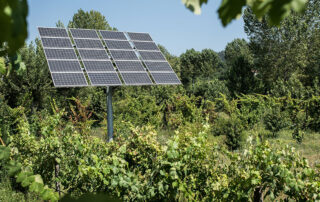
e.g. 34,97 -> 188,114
127,32 -> 153,41
78,49 -> 109,60
51,72 -> 88,87
109,50 -> 138,60
138,51 -> 166,61
105,40 -> 132,50
44,48 -> 77,60
83,60 -> 115,72
39,27 -> 181,87
133,41 -> 159,51
74,39 -> 104,49
48,60 -> 82,72
41,38 -> 73,48
150,72 -> 181,84
87,72 -> 122,86
144,61 -> 173,72
69,28 -> 99,39
114,61 -> 145,72
99,30 -> 127,40
38,27 -> 69,38
121,72 -> 153,85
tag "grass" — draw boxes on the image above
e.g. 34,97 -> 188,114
268,130 -> 320,166
0,174 -> 40,202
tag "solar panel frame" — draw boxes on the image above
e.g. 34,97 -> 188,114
47,60 -> 83,72
41,37 -> 73,48
99,30 -> 127,40
114,60 -> 146,72
138,50 -> 166,61
133,41 -> 159,51
144,61 -> 174,72
109,50 -> 139,60
74,38 -> 105,49
51,72 -> 88,87
127,32 -> 153,41
87,72 -> 122,86
120,72 -> 153,86
104,40 -> 132,50
69,28 -> 99,39
38,27 -> 69,38
77,49 -> 110,60
150,72 -> 181,85
43,48 -> 78,60
83,60 -> 116,72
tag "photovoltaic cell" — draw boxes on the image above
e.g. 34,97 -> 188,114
38,27 -> 68,38
83,60 -> 115,72
41,37 -> 73,48
127,32 -> 152,41
44,48 -> 77,59
109,50 -> 138,60
144,61 -> 173,72
74,39 -> 104,49
99,30 -> 127,40
150,72 -> 181,84
133,41 -> 159,51
138,51 -> 166,61
105,40 -> 132,50
114,61 -> 145,72
78,49 -> 109,60
48,60 -> 82,72
87,72 -> 122,86
51,73 -> 88,87
121,72 -> 153,85
69,28 -> 99,39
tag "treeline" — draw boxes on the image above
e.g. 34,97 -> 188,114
0,1 -> 320,201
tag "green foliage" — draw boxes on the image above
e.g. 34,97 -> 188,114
68,9 -> 116,30
163,94 -> 203,129
114,93 -> 163,129
0,0 -> 28,56
218,138 -> 320,201
0,145 -> 58,201
264,106 -> 291,138
183,0 -> 307,26
192,78 -> 230,101
5,109 -> 320,201
180,48 -> 225,86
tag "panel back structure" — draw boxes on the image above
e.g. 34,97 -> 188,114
38,27 -> 88,87
70,28 -> 122,86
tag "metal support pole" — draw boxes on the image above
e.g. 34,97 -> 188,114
107,86 -> 113,142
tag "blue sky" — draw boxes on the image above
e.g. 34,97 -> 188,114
27,0 -> 247,56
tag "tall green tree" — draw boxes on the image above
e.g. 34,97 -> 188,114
243,0 -> 320,92
180,48 -> 225,86
68,9 -> 116,30
224,38 -> 260,96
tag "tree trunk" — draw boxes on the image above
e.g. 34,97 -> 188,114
55,163 -> 61,196
253,187 -> 263,202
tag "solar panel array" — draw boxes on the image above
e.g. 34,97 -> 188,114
38,27 -> 181,87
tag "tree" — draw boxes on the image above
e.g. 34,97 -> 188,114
0,39 -> 53,112
224,38 -> 250,65
243,0 -> 320,92
180,48 -> 225,86
224,38 -> 260,96
0,0 -> 28,56
183,0 -> 308,26
68,9 -> 116,30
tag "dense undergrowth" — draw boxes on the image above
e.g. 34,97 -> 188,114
1,93 -> 320,201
